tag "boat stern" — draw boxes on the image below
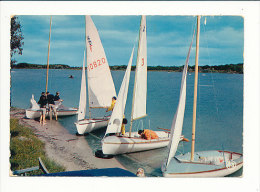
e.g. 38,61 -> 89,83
25,109 -> 41,119
75,118 -> 109,135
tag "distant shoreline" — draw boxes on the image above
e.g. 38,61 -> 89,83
11,63 -> 243,74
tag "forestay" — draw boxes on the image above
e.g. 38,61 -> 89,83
104,48 -> 134,135
85,16 -> 116,108
132,16 -> 147,120
78,51 -> 87,121
162,31 -> 195,172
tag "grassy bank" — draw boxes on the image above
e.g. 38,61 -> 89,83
10,118 -> 65,175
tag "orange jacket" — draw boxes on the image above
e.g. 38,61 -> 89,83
142,129 -> 158,140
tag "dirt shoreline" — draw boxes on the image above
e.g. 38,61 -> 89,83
10,108 -> 126,172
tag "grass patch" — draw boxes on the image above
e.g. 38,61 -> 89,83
10,118 -> 65,175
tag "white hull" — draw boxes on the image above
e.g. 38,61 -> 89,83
25,108 -> 78,119
164,163 -> 243,177
75,117 -> 109,135
163,150 -> 243,177
102,131 -> 172,155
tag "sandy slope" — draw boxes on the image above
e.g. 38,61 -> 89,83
10,109 -> 126,172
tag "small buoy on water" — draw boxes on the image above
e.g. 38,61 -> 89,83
95,150 -> 114,159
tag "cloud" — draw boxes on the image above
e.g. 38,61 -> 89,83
15,15 -> 244,67
51,39 -> 84,49
99,29 -> 138,46
51,27 -> 84,36
200,26 -> 244,48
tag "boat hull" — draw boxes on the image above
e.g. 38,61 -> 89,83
102,131 -> 171,155
163,150 -> 243,177
75,117 -> 109,135
25,108 -> 78,119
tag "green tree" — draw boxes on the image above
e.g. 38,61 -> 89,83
11,16 -> 24,66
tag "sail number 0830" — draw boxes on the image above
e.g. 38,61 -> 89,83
88,58 -> 106,71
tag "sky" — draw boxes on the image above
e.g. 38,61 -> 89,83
13,15 -> 244,67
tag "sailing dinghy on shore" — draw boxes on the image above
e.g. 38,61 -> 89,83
26,98 -> 78,119
25,16 -> 78,119
102,16 -> 186,155
75,16 -> 116,135
161,16 -> 243,177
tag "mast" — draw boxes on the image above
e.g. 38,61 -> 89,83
85,16 -> 91,119
191,16 -> 200,161
129,16 -> 143,137
45,16 -> 52,93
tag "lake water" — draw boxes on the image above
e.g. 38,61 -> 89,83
11,69 -> 243,177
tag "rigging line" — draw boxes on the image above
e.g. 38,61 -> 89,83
202,17 -> 220,119
89,132 -> 102,140
177,141 -> 185,155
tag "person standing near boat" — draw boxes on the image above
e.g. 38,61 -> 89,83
38,92 -> 47,124
138,129 -> 158,140
47,91 -> 57,120
54,91 -> 63,109
106,96 -> 117,112
54,91 -> 63,102
121,118 -> 127,135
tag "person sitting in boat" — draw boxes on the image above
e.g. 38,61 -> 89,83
106,96 -> 117,112
121,118 -> 127,136
38,92 -> 47,124
138,129 -> 158,140
47,91 -> 57,120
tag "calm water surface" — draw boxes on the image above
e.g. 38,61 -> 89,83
11,69 -> 243,177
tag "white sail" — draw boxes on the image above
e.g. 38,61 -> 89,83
30,94 -> 40,110
104,48 -> 134,135
162,31 -> 195,171
132,15 -> 147,120
85,15 -> 116,108
78,51 -> 87,121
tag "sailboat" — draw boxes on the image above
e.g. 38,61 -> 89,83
26,16 -> 78,119
161,16 -> 243,177
75,16 -> 116,135
101,16 -> 185,155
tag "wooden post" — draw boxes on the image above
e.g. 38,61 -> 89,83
45,16 -> 52,93
191,16 -> 200,161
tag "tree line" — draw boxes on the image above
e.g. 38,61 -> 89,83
12,62 -> 243,74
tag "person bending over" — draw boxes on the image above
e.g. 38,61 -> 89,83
138,129 -> 158,140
